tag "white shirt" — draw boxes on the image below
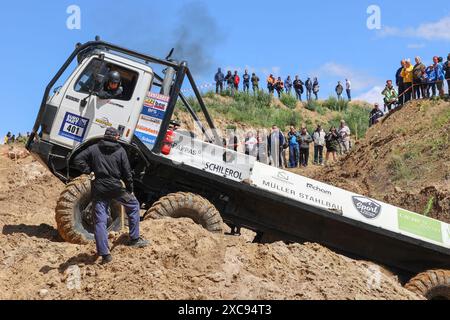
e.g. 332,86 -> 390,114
339,125 -> 351,141
346,80 -> 351,90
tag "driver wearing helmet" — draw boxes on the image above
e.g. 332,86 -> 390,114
98,70 -> 123,99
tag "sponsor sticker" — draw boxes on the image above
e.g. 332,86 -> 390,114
135,92 -> 170,149
94,117 -> 112,129
58,112 -> 89,142
352,196 -> 381,219
398,209 -> 443,243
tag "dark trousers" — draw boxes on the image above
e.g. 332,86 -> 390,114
306,90 -> 312,100
216,82 -> 223,94
314,145 -> 324,164
94,192 -> 140,256
289,144 -> 299,167
447,79 -> 450,95
403,82 -> 412,103
243,82 -> 250,93
299,148 -> 309,166
346,89 -> 351,101
398,84 -> 404,105
313,92 -> 318,100
252,84 -> 259,93
295,89 -> 302,101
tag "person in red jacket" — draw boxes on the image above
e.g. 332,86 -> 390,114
233,71 -> 240,94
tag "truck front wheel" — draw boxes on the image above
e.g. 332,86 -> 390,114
405,269 -> 450,300
55,176 -> 122,244
144,192 -> 223,234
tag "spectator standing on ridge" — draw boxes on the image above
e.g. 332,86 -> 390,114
251,73 -> 260,93
225,71 -> 234,92
298,127 -> 313,167
432,56 -> 445,97
256,129 -> 268,164
369,103 -> 384,127
227,129 -> 239,152
275,77 -> 284,98
312,78 -> 320,100
267,74 -> 276,96
335,81 -> 344,100
242,70 -> 250,93
293,76 -> 304,101
412,57 -> 426,99
313,124 -> 326,166
345,79 -> 352,101
287,125 -> 300,168
338,120 -> 351,155
285,76 -> 293,95
244,131 -> 258,157
396,60 -> 406,106
305,77 -> 313,100
382,80 -> 398,112
4,132 -> 12,144
214,68 -> 224,94
444,53 -> 450,96
325,127 -> 339,165
401,59 -> 413,104
233,71 -> 240,94
268,125 -> 285,168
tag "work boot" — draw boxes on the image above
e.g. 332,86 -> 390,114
128,237 -> 150,248
101,254 -> 113,264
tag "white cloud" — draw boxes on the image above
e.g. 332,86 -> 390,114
379,15 -> 450,41
313,62 -> 379,91
407,43 -> 426,49
354,86 -> 384,106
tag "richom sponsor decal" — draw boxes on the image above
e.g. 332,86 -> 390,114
306,183 -> 332,196
352,196 -> 381,219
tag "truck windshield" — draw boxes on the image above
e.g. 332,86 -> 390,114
74,58 -> 139,101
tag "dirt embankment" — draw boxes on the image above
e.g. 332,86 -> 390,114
309,100 -> 450,223
0,145 -> 419,300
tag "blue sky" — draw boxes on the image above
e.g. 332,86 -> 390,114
1,0 -> 449,136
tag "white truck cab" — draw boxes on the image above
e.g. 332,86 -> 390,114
45,51 -> 154,149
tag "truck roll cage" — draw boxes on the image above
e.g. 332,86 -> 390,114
27,37 -> 221,153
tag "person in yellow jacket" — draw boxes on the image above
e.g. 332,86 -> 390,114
401,59 -> 413,104
4,132 -> 12,144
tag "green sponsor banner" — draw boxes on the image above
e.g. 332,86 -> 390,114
398,209 -> 443,243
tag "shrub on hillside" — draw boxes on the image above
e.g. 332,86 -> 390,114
280,93 -> 297,109
323,97 -> 349,112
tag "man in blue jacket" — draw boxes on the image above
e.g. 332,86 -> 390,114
215,68 -> 225,94
74,127 -> 149,264
287,125 -> 300,168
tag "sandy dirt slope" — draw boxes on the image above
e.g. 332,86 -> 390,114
0,145 -> 420,300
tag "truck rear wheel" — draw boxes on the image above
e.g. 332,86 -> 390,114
144,192 -> 223,233
405,269 -> 450,300
55,176 -> 122,244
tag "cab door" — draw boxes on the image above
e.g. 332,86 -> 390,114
49,56 -> 149,149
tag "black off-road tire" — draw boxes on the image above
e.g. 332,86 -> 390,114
144,192 -> 223,233
55,176 -> 122,244
405,269 -> 450,300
